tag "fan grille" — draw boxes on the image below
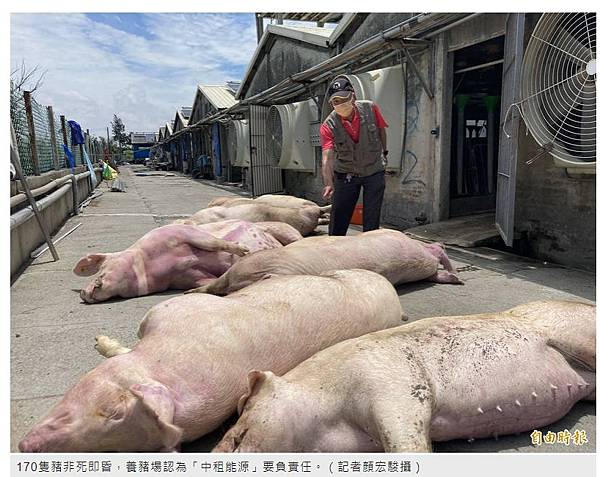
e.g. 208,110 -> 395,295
521,13 -> 596,163
228,123 -> 238,165
266,107 -> 283,167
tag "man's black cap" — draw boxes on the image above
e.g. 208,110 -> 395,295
328,77 -> 354,100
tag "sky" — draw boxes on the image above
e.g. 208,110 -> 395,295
10,13 -> 258,137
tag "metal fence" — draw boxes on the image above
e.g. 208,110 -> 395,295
10,82 -> 105,176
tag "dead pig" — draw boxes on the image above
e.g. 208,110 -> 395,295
188,228 -> 462,295
215,301 -> 595,453
74,219 -> 301,303
208,194 -> 324,210
18,269 -> 404,452
185,202 -> 329,236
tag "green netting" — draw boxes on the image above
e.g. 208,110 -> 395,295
10,84 -> 34,175
30,98 -> 56,173
10,84 -> 103,176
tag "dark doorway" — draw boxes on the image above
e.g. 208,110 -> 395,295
450,36 -> 505,217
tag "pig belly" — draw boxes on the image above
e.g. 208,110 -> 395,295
221,223 -> 282,253
429,344 -> 593,441
145,249 -> 236,290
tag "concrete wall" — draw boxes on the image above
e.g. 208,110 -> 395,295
514,125 -> 596,271
338,13 -> 416,51
10,168 -> 101,277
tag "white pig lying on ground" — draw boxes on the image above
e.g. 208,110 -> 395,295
214,300 -> 595,453
187,228 -> 462,295
18,269 -> 404,452
181,196 -> 330,236
74,219 -> 301,303
208,194 -> 324,210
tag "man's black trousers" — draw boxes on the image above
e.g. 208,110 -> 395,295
328,170 -> 386,236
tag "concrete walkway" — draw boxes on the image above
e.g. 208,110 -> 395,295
11,165 -> 595,453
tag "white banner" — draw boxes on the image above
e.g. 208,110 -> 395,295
11,453 -> 596,477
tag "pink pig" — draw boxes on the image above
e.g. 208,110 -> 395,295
74,220 -> 301,303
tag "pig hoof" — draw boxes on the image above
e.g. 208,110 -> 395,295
184,286 -> 208,294
401,314 -> 409,322
95,335 -> 131,358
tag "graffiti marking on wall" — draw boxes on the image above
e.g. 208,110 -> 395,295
401,150 -> 426,187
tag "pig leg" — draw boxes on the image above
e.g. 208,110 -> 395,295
254,222 -> 303,245
319,205 -> 332,215
423,243 -> 456,273
185,233 -> 249,256
427,270 -> 463,284
185,273 -> 232,296
318,218 -> 330,225
370,387 -> 434,452
95,335 -> 131,358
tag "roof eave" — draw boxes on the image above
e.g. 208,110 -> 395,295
236,23 -> 331,100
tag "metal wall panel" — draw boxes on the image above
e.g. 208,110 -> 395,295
249,104 -> 284,197
495,13 -> 526,245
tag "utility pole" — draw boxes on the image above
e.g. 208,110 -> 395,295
23,91 -> 40,175
60,115 -> 69,169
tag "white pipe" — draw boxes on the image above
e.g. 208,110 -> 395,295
422,13 -> 483,38
10,183 -> 72,230
10,171 -> 91,209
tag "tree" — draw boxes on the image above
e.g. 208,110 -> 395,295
111,114 -> 129,148
11,60 -> 47,95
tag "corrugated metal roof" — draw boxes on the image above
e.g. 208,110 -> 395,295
198,85 -> 238,110
130,132 -> 157,144
174,110 -> 189,132
181,107 -> 192,119
237,23 -> 332,99
258,13 -> 344,23
280,25 -> 335,38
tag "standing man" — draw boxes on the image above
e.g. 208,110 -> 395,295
320,76 -> 388,236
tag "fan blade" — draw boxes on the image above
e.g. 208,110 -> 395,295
578,82 -> 596,158
537,70 -> 586,139
556,25 -> 593,63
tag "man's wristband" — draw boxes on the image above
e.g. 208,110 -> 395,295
383,150 -> 389,156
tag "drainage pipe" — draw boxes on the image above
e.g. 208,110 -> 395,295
10,171 -> 91,212
9,169 -> 91,230
10,182 -> 71,230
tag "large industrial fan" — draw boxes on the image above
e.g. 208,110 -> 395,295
520,13 -> 596,167
227,119 -> 250,167
267,99 -> 319,171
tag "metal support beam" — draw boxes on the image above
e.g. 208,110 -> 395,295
47,106 -> 59,170
10,124 -> 59,261
391,40 -> 434,100
23,91 -> 40,175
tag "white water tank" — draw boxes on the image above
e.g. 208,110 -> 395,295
321,64 -> 406,170
267,98 -> 319,171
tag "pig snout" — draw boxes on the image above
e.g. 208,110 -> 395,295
19,433 -> 44,453
80,276 -> 107,303
19,425 -> 71,453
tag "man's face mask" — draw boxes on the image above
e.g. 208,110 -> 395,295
333,98 -> 354,118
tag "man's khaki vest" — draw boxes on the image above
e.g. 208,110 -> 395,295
323,100 -> 384,177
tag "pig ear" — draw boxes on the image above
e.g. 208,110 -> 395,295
237,370 -> 275,415
130,383 -> 183,451
73,253 -> 109,276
